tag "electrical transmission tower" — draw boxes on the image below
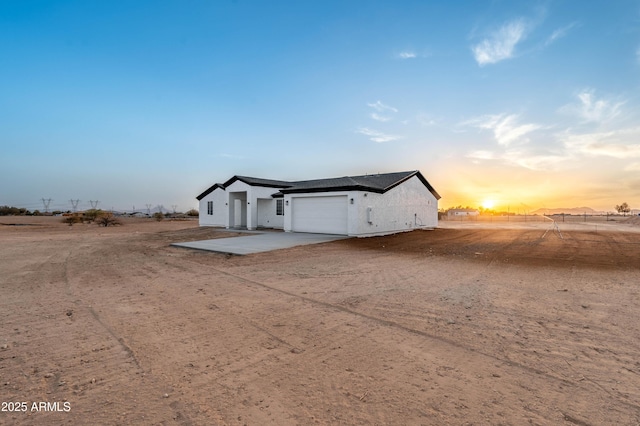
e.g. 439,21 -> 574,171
70,199 -> 80,212
171,204 -> 178,214
145,204 -> 152,215
89,200 -> 99,209
157,204 -> 164,214
41,198 -> 52,213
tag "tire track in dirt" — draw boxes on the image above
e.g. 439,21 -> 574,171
197,263 -> 628,400
61,240 -> 145,373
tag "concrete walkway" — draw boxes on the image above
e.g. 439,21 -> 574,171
171,231 -> 349,255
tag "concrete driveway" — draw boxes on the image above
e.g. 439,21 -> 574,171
171,231 -> 349,255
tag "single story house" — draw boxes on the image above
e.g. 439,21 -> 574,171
447,208 -> 480,218
196,170 -> 440,237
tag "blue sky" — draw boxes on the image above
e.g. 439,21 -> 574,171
2,0 -> 640,213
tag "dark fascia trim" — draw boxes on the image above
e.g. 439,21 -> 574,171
223,175 -> 294,189
199,171 -> 441,200
382,170 -> 441,200
196,183 -> 224,201
415,172 -> 441,200
280,185 -> 386,195
279,171 -> 440,199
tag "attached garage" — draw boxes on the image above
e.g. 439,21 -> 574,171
291,196 -> 348,234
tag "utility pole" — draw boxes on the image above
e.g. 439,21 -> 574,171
70,199 -> 80,212
41,198 -> 52,213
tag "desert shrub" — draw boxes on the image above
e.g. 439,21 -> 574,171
84,209 -> 103,222
186,209 -> 199,217
63,215 -> 83,226
96,213 -> 120,227
0,206 -> 29,216
153,212 -> 164,221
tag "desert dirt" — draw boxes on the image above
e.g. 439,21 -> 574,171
1,216 -> 640,425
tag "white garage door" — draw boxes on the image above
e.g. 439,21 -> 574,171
292,196 -> 348,234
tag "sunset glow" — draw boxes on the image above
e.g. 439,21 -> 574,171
1,2 -> 639,214
482,199 -> 496,210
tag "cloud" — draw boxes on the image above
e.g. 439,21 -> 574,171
463,113 -> 541,146
467,150 -> 495,160
559,127 -> 640,158
356,127 -> 401,143
398,51 -> 416,59
545,22 -> 577,46
367,100 -> 398,113
467,148 -> 567,171
559,90 -> 624,124
624,162 -> 640,172
416,113 -> 439,127
370,113 -> 391,122
472,19 -> 527,66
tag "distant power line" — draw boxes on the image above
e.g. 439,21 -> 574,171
41,198 -> 52,213
69,199 -> 80,212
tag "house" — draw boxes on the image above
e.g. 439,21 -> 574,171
447,208 -> 479,218
196,170 -> 440,237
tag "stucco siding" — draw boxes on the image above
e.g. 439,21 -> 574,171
257,198 -> 284,229
353,175 -> 438,236
198,188 -> 227,227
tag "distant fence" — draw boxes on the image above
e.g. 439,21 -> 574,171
441,214 -> 630,224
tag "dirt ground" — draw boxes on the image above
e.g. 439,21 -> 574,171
1,216 -> 640,425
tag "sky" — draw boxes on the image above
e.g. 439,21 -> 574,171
2,0 -> 640,213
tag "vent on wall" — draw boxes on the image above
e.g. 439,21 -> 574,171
366,207 -> 373,224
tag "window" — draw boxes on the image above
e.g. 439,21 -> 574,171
276,199 -> 284,216
207,201 -> 213,215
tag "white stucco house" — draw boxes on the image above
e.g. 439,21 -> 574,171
447,208 -> 480,218
196,170 -> 440,237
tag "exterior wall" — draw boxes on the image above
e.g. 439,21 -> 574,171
198,182 -> 284,229
282,177 -> 438,236
257,198 -> 284,229
352,175 -> 438,236
246,185 -> 283,230
198,187 -> 227,227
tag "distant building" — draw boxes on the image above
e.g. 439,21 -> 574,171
447,208 -> 479,218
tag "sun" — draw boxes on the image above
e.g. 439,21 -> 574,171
482,199 -> 495,209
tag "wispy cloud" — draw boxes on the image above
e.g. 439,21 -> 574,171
472,19 -> 527,66
398,51 -> 416,59
545,22 -> 577,46
559,90 -> 624,124
462,113 -> 541,146
367,100 -> 398,123
367,100 -> 398,113
356,127 -> 401,143
624,162 -> 640,172
370,113 -> 391,122
416,113 -> 440,127
559,127 -> 640,158
467,148 -> 568,171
